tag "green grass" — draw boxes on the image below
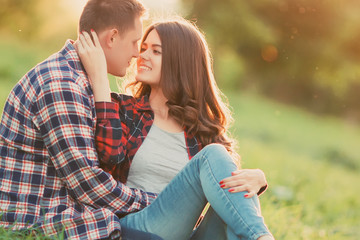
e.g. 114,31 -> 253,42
0,227 -> 55,240
1,38 -> 359,239
226,92 -> 360,239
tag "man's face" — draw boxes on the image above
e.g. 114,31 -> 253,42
107,17 -> 143,77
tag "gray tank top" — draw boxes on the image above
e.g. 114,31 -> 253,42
126,124 -> 189,193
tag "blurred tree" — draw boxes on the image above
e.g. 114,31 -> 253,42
0,0 -> 79,48
182,0 -> 360,121
0,0 -> 42,38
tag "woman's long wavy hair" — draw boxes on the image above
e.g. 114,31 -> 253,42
127,18 -> 239,163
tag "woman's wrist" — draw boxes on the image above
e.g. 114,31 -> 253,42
92,83 -> 111,102
93,91 -> 111,102
91,76 -> 111,102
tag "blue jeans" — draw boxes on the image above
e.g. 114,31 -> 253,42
120,144 -> 272,240
120,226 -> 163,240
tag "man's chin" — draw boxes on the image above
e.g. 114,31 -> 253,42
110,70 -> 126,77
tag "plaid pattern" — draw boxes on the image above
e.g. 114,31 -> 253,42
0,40 -> 156,240
95,93 -> 202,183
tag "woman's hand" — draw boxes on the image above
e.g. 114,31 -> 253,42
74,30 -> 111,102
219,169 -> 267,198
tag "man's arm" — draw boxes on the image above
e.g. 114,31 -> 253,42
33,80 -> 156,214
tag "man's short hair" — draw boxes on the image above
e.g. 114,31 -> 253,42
79,0 -> 146,34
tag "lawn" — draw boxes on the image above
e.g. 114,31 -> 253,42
226,91 -> 359,239
1,39 -> 359,240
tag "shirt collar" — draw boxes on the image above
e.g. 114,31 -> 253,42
59,40 -> 92,91
60,39 -> 87,75
135,95 -> 152,112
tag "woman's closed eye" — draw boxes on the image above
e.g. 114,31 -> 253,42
153,49 -> 162,55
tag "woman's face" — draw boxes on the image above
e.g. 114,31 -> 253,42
135,29 -> 162,87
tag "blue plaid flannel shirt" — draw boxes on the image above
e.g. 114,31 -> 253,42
0,40 -> 157,240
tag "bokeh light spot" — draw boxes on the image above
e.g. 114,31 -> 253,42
261,44 -> 278,62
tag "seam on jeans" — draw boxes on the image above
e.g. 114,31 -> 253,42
202,154 -> 259,239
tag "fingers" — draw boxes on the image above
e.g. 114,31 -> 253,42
77,30 -> 96,50
245,191 -> 256,198
79,32 -> 91,49
225,169 -> 266,185
220,178 -> 246,188
76,30 -> 100,60
82,31 -> 95,48
73,40 -> 79,52
219,170 -> 248,185
222,184 -> 251,193
91,30 -> 101,47
222,184 -> 256,198
74,39 -> 85,56
219,170 -> 262,197
231,169 -> 243,176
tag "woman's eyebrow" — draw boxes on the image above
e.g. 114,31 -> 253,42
151,44 -> 162,48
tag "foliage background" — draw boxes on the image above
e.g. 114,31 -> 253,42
0,0 -> 359,239
182,0 -> 360,122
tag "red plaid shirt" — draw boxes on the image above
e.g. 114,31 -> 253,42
95,93 -> 202,184
0,40 -> 156,240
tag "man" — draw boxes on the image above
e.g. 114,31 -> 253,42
0,0 -> 160,239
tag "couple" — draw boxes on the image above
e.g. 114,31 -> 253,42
0,0 -> 274,239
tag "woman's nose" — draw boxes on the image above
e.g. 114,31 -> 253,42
139,50 -> 149,60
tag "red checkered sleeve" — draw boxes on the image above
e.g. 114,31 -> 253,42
95,101 -> 129,173
33,80 -> 156,215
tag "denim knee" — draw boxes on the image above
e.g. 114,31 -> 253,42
201,143 -> 227,156
199,144 -> 233,164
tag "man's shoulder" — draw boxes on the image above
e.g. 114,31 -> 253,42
34,54 -> 69,78
37,46 -> 79,82
26,41 -> 88,92
7,50 -> 72,101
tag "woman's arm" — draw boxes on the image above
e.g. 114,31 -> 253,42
75,30 -> 111,102
75,31 -> 128,169
95,101 -> 129,168
219,168 -> 268,198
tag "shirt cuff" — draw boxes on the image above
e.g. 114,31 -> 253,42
257,184 -> 268,196
95,101 -> 120,119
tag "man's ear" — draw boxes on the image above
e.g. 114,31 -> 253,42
103,28 -> 119,48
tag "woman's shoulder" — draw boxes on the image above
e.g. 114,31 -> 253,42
111,92 -> 136,105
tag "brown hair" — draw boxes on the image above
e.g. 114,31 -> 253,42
79,0 -> 146,34
129,18 -> 239,162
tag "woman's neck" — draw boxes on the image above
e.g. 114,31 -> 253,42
149,87 -> 183,133
149,87 -> 169,119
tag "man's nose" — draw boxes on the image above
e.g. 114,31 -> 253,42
133,49 -> 139,58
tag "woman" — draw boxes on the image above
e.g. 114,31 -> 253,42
76,18 -> 274,240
